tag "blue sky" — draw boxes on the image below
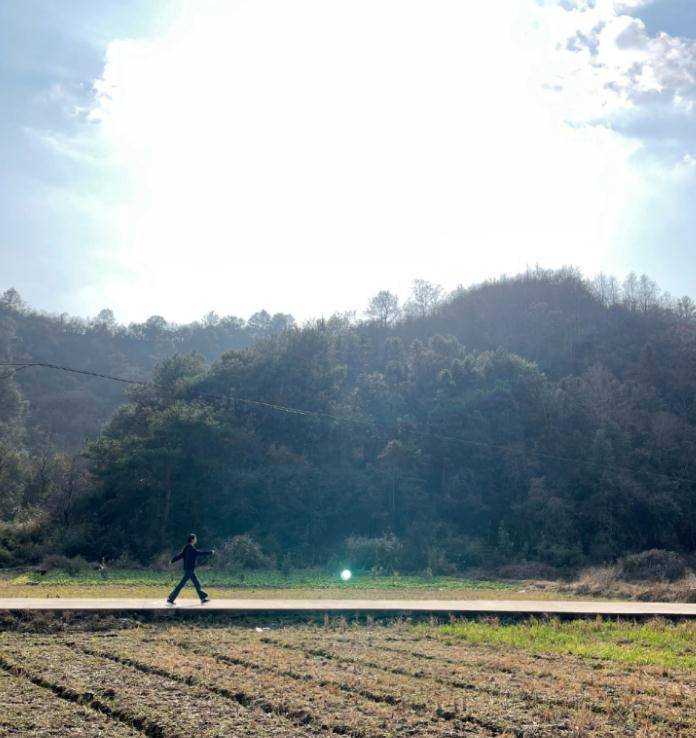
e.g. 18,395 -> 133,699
1,0 -> 696,323
0,0 -> 178,317
631,0 -> 696,36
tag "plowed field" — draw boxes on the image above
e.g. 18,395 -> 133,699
0,620 -> 693,737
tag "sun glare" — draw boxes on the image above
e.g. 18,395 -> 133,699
89,0 -> 641,322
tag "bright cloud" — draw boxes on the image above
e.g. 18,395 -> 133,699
529,0 -> 696,290
4,0 -> 696,322
614,0 -> 655,10
21,0 -> 684,322
82,0 -> 651,322
533,0 -> 696,120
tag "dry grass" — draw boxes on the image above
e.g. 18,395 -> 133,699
0,668 -> 141,737
556,568 -> 696,603
0,619 -> 694,736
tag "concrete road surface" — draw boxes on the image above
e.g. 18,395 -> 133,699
0,598 -> 695,616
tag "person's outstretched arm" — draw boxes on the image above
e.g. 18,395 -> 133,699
195,547 -> 214,557
170,549 -> 184,564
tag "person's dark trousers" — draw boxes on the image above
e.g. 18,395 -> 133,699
168,570 -> 208,602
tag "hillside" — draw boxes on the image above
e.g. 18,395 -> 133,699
1,269 -> 695,571
0,290 -> 294,449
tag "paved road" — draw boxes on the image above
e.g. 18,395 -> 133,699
0,598 -> 695,616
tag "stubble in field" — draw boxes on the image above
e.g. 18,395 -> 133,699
0,618 -> 693,737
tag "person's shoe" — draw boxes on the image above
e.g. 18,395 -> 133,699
166,600 -> 176,607
200,596 -> 210,604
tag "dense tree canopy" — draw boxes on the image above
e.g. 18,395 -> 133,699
0,292 -> 294,450
1,269 -> 695,571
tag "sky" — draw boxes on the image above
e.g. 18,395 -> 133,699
1,0 -> 696,324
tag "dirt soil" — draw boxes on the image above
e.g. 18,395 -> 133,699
0,620 -> 694,737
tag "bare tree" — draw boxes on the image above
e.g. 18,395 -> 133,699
405,279 -> 444,318
637,274 -> 659,312
366,291 -> 401,327
676,295 -> 696,321
591,273 -> 609,306
622,272 -> 639,311
607,275 -> 621,306
659,291 -> 675,311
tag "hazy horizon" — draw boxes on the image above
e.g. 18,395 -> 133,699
3,0 -> 696,323
0,264 -> 683,327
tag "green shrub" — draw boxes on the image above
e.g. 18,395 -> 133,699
39,554 -> 89,576
0,509 -> 52,565
424,546 -> 456,576
0,544 -> 14,567
537,540 -> 585,569
216,534 -> 270,570
110,553 -> 145,570
0,509 -> 50,559
279,551 -> 293,578
344,534 -> 403,574
58,523 -> 101,560
455,537 -> 489,568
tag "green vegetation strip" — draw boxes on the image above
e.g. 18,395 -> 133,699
8,568 -> 514,590
434,617 -> 696,671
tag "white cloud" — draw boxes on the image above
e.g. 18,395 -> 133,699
613,0 -> 655,10
82,0 -> 652,322
535,0 -> 696,125
614,0 -> 656,10
12,0 -> 696,323
550,1 -> 655,12
533,0 -> 696,297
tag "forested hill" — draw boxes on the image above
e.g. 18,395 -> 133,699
1,269 -> 696,571
0,289 -> 294,449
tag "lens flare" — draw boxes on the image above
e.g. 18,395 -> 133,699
340,569 -> 352,581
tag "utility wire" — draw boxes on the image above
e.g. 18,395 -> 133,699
0,362 -> 146,385
0,365 -> 31,380
1,361 -> 695,486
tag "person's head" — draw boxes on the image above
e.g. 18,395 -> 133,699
187,533 -> 197,544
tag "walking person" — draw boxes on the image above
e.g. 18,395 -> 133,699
167,533 -> 215,605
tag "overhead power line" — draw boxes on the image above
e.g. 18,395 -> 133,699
0,362 -> 146,385
1,361 -> 695,487
0,365 -> 31,380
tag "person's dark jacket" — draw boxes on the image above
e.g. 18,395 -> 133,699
171,543 -> 213,571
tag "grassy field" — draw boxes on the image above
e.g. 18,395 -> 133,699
0,567 -> 562,601
4,566 -> 694,605
436,617 -> 696,671
4,567 -> 515,589
0,616 -> 694,736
